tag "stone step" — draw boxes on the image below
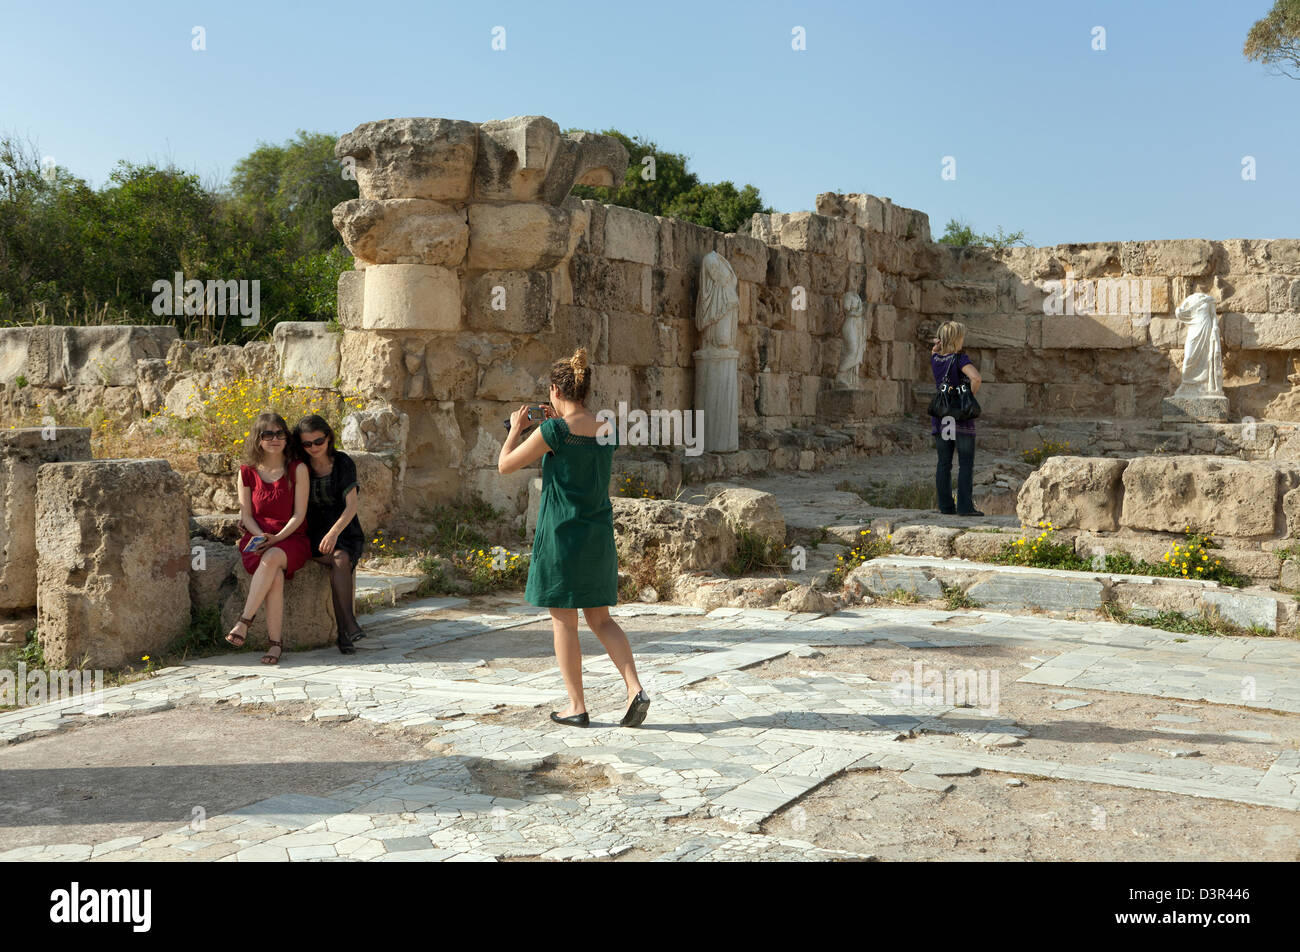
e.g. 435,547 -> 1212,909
848,555 -> 1294,633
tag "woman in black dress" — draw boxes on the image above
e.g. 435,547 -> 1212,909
293,414 -> 366,654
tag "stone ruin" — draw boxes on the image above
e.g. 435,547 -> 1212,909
2,112 -> 1300,662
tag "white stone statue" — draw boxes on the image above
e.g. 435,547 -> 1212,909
1173,292 -> 1224,397
695,251 -> 738,351
693,251 -> 739,453
836,291 -> 867,388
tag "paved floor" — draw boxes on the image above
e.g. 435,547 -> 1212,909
1,594 -> 1298,861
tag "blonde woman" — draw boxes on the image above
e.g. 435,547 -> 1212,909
929,321 -> 984,516
497,348 -> 650,729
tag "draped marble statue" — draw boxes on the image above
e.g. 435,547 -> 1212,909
836,291 -> 867,389
693,251 -> 739,452
1163,292 -> 1227,421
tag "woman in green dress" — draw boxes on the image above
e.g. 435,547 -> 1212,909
498,348 -> 650,729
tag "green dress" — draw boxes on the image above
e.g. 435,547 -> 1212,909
524,416 -> 619,608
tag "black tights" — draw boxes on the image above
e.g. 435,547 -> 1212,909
314,549 -> 360,638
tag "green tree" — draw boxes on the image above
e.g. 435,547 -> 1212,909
228,130 -> 357,255
1245,0 -> 1300,79
937,218 -> 1027,251
567,129 -> 770,231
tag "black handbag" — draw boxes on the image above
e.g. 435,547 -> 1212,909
927,353 -> 981,422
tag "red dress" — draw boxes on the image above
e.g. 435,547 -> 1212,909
238,463 -> 312,579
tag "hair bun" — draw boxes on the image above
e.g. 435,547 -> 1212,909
570,347 -> 589,379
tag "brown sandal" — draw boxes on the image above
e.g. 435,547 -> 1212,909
226,615 -> 255,648
261,639 -> 283,665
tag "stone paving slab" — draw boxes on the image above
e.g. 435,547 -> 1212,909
4,596 -> 1300,861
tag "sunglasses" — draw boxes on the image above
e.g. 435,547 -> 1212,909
300,436 -> 328,448
259,430 -> 286,441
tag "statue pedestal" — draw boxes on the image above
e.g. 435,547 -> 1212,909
1162,394 -> 1228,422
693,348 -> 739,453
818,387 -> 873,422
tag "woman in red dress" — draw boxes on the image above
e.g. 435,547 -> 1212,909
225,411 -> 312,664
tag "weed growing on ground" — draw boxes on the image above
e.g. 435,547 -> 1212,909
1022,439 -> 1071,466
724,528 -> 788,575
828,528 -> 893,587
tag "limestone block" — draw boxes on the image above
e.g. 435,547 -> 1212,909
1229,313 -> 1300,350
189,539 -> 239,614
338,269 -> 365,329
754,212 -> 839,256
0,327 -> 31,386
953,529 -> 1023,561
1120,456 -> 1295,537
467,467 -> 533,516
535,130 -> 629,206
335,117 -> 479,202
332,198 -> 468,266
62,326 -> 177,387
842,562 -> 944,600
1268,277 -> 1300,313
1142,239 -> 1215,277
465,270 -> 555,333
723,234 -> 769,284
362,264 -> 461,331
612,498 -> 737,575
273,322 -> 341,388
603,205 -> 658,265
350,451 -> 397,531
221,561 -> 336,651
478,361 -> 543,402
976,382 -> 1027,414
960,315 -> 1029,348
340,331 -> 405,399
1200,588 -> 1278,632
473,115 -> 564,201
467,203 -> 573,270
423,344 -> 478,401
0,428 -> 92,612
890,525 -> 962,558
705,487 -> 786,544
755,372 -> 790,418
606,312 -> 656,366
1017,456 -> 1128,532
526,477 -> 543,541
1265,239 -> 1300,274
37,459 -> 190,668
966,574 -> 1105,612
1038,314 -> 1145,348
920,280 -> 998,315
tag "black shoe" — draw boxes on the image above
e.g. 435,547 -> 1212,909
347,627 -> 366,642
549,710 -> 590,727
337,630 -> 356,655
956,508 -> 985,517
938,508 -> 957,515
620,690 -> 651,728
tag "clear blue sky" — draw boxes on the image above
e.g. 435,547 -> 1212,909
2,0 -> 1295,244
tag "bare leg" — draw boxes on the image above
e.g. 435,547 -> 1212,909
230,547 -> 287,643
583,606 -> 644,706
263,568 -> 285,663
551,608 -> 585,716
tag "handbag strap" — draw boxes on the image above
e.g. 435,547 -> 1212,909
937,352 -> 960,390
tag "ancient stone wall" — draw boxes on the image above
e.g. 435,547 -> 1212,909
907,239 -> 1300,423
3,114 -> 1298,523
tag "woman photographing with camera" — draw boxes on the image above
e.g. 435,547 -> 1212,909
497,348 -> 650,729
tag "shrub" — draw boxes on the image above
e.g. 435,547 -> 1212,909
1022,439 -> 1071,467
828,528 -> 893,586
724,528 -> 787,575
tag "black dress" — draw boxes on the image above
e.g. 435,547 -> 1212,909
306,450 -> 365,567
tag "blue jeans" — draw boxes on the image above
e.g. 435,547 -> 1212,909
934,433 -> 976,513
